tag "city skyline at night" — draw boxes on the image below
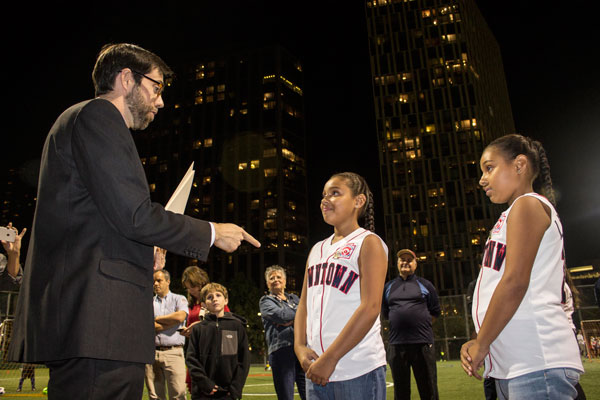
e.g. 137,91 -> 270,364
3,1 -> 598,276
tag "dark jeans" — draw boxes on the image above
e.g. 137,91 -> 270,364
484,377 -> 497,400
46,358 -> 145,400
388,343 -> 438,400
269,346 -> 306,400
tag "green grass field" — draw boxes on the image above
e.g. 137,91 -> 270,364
0,359 -> 598,399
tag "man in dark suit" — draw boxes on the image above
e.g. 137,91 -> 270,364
7,43 -> 260,400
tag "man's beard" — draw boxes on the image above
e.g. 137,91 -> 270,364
125,86 -> 154,130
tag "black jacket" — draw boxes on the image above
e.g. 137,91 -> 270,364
186,312 -> 250,399
8,99 -> 211,364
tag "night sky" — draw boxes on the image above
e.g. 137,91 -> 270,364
4,1 -> 599,267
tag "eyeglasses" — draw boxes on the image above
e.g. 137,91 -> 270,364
131,69 -> 165,97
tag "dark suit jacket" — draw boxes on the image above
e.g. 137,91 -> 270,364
8,99 -> 212,364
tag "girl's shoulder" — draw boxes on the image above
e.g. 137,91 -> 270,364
361,231 -> 389,254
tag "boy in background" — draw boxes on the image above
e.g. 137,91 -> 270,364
186,283 -> 250,399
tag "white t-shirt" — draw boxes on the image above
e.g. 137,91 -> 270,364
472,193 -> 583,379
305,227 -> 387,381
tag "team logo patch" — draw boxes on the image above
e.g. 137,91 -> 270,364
333,243 -> 356,259
492,213 -> 507,235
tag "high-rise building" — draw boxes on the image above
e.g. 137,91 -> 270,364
135,45 -> 309,292
365,0 -> 514,295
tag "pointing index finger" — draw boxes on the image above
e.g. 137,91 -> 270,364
242,230 -> 261,248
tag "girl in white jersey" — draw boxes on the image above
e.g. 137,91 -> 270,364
460,134 -> 583,399
294,172 -> 388,399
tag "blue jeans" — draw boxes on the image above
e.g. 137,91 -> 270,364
495,368 -> 580,400
306,365 -> 386,400
269,346 -> 306,400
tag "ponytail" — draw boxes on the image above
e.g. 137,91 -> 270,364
486,134 -> 556,206
331,172 -> 376,232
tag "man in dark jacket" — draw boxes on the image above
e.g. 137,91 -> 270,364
186,283 -> 250,400
8,43 -> 259,400
382,249 -> 440,400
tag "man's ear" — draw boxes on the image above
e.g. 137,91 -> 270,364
117,68 -> 135,93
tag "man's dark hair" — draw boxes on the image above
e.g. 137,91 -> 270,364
92,43 -> 173,96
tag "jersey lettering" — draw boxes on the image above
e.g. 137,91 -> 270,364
482,240 -> 506,271
339,271 -> 360,294
493,243 -> 506,271
307,263 -> 357,294
331,264 -> 348,288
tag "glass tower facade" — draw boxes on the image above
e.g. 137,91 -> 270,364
136,45 -> 309,291
365,0 -> 515,295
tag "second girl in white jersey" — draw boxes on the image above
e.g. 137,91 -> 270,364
294,172 -> 388,400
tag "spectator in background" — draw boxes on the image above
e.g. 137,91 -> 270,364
0,223 -> 26,290
186,283 -> 250,400
259,265 -> 306,400
145,269 -> 188,400
382,249 -> 440,400
17,364 -> 36,392
180,265 -> 230,393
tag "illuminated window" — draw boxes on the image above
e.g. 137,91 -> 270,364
140,157 -> 146,165
263,101 -> 276,110
282,148 -> 297,162
264,168 -> 277,177
420,225 -> 429,236
194,96 -> 203,105
264,92 -> 274,100
471,236 -> 481,245
250,199 -> 260,209
206,86 -> 214,94
217,84 -> 226,92
229,109 -> 235,117
149,156 -> 158,164
398,94 -> 409,103
267,208 -> 277,218
288,201 -> 297,210
204,138 -> 213,147
238,162 -> 248,170
240,109 -> 248,115
149,183 -> 156,192
193,140 -> 202,149
227,202 -> 234,212
425,124 -> 436,133
202,176 -> 211,185
217,93 -> 225,101
263,148 -> 276,157
250,160 -> 260,169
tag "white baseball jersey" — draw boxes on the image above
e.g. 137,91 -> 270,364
305,227 -> 387,381
472,193 -> 583,379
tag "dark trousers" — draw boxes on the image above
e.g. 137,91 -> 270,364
388,343 -> 438,400
46,358 -> 145,400
484,377 -> 497,400
269,346 -> 306,400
